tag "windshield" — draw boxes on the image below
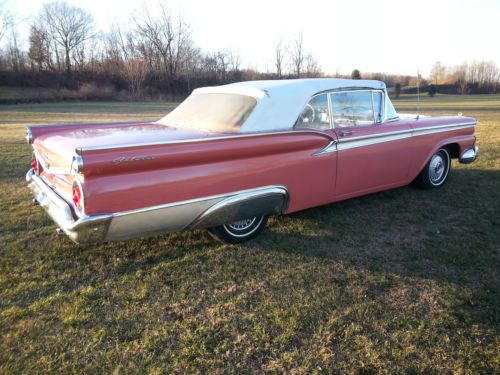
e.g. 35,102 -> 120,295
158,93 -> 257,133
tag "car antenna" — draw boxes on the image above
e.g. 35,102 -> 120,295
416,68 -> 420,120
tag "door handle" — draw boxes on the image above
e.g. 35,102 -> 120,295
339,130 -> 353,137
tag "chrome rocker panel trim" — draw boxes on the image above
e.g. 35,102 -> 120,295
459,146 -> 478,164
26,168 -> 289,244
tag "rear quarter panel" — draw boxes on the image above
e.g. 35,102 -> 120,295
79,132 -> 337,216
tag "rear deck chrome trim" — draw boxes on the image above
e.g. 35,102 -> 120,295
76,129 -> 335,153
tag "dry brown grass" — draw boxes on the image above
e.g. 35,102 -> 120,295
0,96 -> 498,374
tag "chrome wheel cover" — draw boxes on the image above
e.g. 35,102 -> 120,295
429,154 -> 445,183
227,217 -> 257,231
223,216 -> 264,238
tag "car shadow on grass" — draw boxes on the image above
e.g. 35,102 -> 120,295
249,169 -> 500,328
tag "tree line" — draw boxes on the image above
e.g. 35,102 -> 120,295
1,0 -> 329,99
428,61 -> 499,94
0,0 -> 498,100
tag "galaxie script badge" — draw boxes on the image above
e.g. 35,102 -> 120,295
112,156 -> 156,165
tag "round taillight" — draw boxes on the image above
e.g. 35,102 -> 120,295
72,182 -> 83,212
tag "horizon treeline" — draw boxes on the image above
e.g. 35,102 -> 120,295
0,0 -> 498,100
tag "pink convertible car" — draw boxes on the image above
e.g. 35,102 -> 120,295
26,79 -> 478,243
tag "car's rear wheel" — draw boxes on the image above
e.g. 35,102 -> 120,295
208,216 -> 268,243
415,148 -> 451,188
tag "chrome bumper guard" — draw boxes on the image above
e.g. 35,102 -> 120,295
26,168 -> 289,244
459,146 -> 478,164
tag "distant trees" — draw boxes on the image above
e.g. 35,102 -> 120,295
351,69 -> 361,79
0,0 -> 498,99
464,60 -> 499,93
272,34 -> 321,79
428,60 -> 499,94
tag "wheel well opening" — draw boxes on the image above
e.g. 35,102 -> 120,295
444,143 -> 460,159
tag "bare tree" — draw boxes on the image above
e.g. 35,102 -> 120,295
40,1 -> 94,72
226,48 -> 241,73
450,62 -> 468,94
290,34 -> 304,78
273,38 -> 287,78
216,50 -> 228,79
429,61 -> 447,85
304,53 -> 321,78
6,27 -> 23,71
122,58 -> 148,98
0,0 -> 13,43
28,23 -> 52,71
134,3 -> 192,79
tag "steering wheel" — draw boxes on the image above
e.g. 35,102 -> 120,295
299,104 -> 315,124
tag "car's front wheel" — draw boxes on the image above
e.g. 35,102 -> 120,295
415,148 -> 451,188
208,216 -> 268,243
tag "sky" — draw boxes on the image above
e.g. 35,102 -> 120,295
5,0 -> 500,77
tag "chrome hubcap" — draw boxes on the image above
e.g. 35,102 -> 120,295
227,217 -> 256,231
429,154 -> 445,182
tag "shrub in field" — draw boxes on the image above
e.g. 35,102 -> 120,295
395,82 -> 401,98
54,88 -> 79,100
78,83 -> 116,100
428,84 -> 437,97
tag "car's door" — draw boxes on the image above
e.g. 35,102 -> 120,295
294,92 -> 339,202
331,90 -> 413,199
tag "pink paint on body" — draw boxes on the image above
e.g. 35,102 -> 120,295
30,116 -> 476,218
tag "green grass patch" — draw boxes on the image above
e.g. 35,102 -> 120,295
0,97 -> 499,373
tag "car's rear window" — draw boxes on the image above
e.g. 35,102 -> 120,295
159,93 -> 257,133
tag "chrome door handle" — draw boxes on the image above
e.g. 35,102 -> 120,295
339,130 -> 353,137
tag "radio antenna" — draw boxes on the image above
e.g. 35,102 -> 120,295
416,68 -> 420,120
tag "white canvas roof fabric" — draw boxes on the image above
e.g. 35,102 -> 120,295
193,78 -> 386,132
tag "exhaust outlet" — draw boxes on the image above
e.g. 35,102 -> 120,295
56,228 -> 64,235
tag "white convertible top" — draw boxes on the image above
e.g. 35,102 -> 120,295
193,78 -> 386,132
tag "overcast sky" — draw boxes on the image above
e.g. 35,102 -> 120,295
6,0 -> 500,76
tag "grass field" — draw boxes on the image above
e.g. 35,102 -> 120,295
0,95 -> 499,374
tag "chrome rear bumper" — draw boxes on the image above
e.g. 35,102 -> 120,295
459,146 -> 478,164
26,169 -> 289,244
26,169 -> 112,243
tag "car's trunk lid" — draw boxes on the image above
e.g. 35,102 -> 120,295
31,121 -> 221,203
